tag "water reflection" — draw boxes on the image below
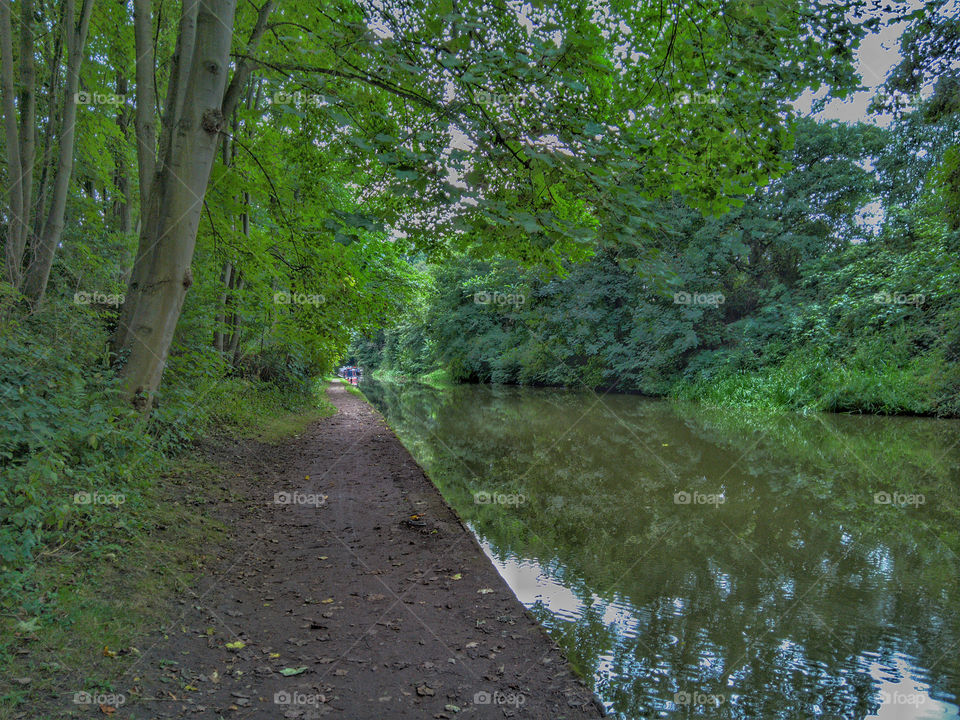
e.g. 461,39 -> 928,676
360,378 -> 960,719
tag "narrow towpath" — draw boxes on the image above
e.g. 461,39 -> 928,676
127,382 -> 603,719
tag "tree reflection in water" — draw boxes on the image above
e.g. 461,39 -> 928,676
361,378 -> 960,720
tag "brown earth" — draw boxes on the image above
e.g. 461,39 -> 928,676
119,382 -> 605,719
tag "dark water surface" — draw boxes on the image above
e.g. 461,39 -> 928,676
359,378 -> 960,719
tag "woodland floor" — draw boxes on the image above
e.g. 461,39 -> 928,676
97,382 -> 603,719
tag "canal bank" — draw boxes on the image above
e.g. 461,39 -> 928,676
123,381 -> 603,719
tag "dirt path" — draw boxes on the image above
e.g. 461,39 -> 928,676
125,382 -> 604,719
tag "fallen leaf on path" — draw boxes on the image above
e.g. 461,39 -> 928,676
280,666 -> 307,676
416,684 -> 435,696
102,646 -> 117,657
321,598 -> 334,604
99,704 -> 117,715
477,588 -> 494,594
450,573 -> 462,580
225,641 -> 245,650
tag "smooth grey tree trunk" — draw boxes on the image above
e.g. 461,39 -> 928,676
113,0 -> 197,355
118,0 -> 238,407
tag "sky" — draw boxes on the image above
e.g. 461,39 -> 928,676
794,0 -> 927,127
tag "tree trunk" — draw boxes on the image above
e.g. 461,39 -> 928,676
32,10 -> 64,242
118,0 -> 238,408
214,261 -> 232,352
23,0 -> 94,304
113,0 -> 197,355
0,0 -> 27,288
227,270 -> 244,366
131,0 -> 156,231
114,73 -> 132,234
17,0 -> 37,269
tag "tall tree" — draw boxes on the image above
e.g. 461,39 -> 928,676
115,0 -> 273,407
0,0 -> 94,300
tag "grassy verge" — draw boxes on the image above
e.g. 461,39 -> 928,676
670,346 -> 958,417
213,377 -> 336,443
0,380 -> 335,718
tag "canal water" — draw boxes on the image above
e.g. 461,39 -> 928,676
360,378 -> 960,719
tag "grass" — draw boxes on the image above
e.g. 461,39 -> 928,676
671,346 -> 952,417
420,367 -> 453,388
0,378 -> 334,719
0,458 -> 233,718
203,377 -> 337,442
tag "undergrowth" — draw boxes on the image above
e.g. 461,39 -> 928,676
0,295 -> 335,715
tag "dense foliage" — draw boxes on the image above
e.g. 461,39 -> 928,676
355,112 -> 960,416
